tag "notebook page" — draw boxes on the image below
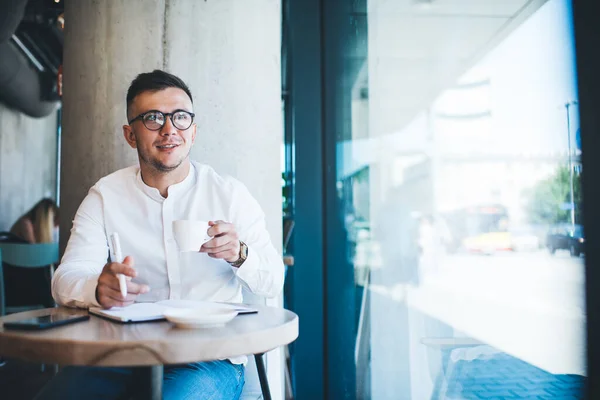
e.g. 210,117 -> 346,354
94,302 -> 169,321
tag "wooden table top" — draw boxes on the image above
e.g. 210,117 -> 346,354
0,306 -> 298,367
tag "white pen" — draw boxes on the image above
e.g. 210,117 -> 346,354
110,232 -> 128,299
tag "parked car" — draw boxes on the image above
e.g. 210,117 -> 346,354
546,224 -> 584,257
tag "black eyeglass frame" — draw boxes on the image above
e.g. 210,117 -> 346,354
128,109 -> 196,131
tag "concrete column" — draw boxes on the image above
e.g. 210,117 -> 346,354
62,0 -> 283,396
61,0 -> 164,243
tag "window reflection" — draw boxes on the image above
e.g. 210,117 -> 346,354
345,0 -> 586,398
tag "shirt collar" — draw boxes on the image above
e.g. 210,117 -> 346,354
135,163 -> 196,202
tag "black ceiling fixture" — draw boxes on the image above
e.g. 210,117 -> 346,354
15,0 -> 63,76
0,0 -> 64,118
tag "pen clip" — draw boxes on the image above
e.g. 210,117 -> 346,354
108,235 -> 116,262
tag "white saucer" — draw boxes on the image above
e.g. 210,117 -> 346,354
163,307 -> 238,329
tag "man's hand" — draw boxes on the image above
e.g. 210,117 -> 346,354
96,256 -> 150,309
200,220 -> 241,263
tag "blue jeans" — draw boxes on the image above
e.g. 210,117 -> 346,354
34,360 -> 245,400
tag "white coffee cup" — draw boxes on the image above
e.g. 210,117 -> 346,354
172,220 -> 212,252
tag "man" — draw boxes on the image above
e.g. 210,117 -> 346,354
37,70 -> 284,399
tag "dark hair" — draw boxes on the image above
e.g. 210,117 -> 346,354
126,70 -> 193,116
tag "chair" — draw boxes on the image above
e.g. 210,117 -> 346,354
241,221 -> 296,399
283,219 -> 295,254
240,354 -> 267,400
282,219 -> 295,399
0,242 -> 59,316
0,242 -> 59,372
421,337 -> 483,399
283,220 -> 295,268
239,288 -> 269,400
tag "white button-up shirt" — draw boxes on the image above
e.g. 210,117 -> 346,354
52,161 -> 285,309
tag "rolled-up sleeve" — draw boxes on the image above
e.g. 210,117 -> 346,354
230,181 -> 285,298
52,187 -> 108,308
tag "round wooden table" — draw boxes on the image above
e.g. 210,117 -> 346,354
0,306 -> 298,399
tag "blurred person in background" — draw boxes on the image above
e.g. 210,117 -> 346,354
10,198 -> 59,243
1,198 -> 59,310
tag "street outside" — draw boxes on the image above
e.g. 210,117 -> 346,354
364,248 -> 587,399
366,248 -> 585,314
429,249 -> 585,313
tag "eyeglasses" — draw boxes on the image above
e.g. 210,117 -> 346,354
128,110 -> 195,131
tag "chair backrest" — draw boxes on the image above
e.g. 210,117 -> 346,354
0,242 -> 59,267
0,242 -> 59,316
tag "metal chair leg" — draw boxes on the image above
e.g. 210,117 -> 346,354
254,353 -> 271,400
284,345 -> 294,400
132,365 -> 163,400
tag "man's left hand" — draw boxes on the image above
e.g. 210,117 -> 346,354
200,220 -> 241,263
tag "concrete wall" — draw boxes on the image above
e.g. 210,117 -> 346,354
0,102 -> 58,232
165,0 -> 282,218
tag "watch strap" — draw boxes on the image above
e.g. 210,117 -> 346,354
229,241 -> 248,267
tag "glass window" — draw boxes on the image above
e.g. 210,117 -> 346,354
339,0 -> 585,398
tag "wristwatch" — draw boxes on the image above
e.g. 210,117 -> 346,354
228,241 -> 248,268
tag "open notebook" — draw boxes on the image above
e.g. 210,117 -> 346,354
89,299 -> 258,323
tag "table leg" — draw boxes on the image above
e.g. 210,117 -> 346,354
132,365 -> 163,400
255,353 -> 272,400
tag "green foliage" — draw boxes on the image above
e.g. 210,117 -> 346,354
282,171 -> 293,218
524,166 -> 582,225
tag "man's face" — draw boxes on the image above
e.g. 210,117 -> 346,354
123,87 -> 196,174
